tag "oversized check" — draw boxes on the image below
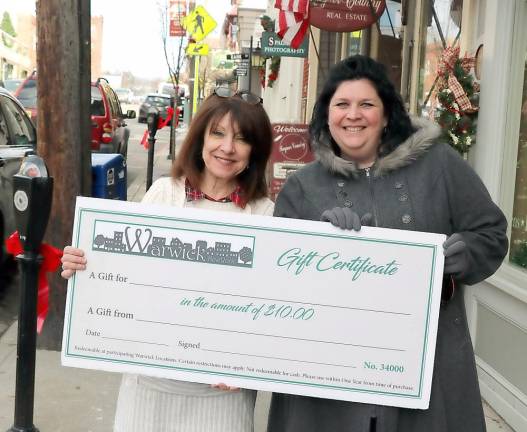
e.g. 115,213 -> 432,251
62,197 -> 445,409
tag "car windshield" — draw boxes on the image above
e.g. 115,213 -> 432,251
16,79 -> 37,108
90,86 -> 105,116
3,80 -> 22,93
145,96 -> 171,106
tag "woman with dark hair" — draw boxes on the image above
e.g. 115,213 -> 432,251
267,55 -> 508,431
61,89 -> 274,432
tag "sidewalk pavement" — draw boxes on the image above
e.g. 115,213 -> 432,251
126,129 -> 178,203
0,125 -> 514,431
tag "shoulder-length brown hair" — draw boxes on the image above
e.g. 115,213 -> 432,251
172,94 -> 272,202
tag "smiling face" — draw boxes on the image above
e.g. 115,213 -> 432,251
201,112 -> 252,189
328,79 -> 388,168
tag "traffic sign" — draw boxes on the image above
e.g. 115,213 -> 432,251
183,6 -> 217,42
227,53 -> 249,60
186,43 -> 210,56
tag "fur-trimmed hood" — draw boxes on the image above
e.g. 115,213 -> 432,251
313,116 -> 442,178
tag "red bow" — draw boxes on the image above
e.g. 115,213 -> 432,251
140,107 -> 176,149
5,232 -> 63,333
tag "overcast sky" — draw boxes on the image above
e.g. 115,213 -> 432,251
8,0 -> 269,80
91,0 -> 233,80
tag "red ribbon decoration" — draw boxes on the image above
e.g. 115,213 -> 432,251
5,231 -> 63,334
140,107 -> 177,149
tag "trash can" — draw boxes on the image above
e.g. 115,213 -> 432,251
91,153 -> 127,200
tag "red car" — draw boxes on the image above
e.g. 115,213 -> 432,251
15,74 -> 136,158
90,78 -> 136,157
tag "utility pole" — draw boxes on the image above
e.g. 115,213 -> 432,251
36,0 -> 91,349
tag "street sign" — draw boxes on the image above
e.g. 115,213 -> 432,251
234,68 -> 247,76
183,6 -> 217,42
227,53 -> 249,60
169,0 -> 186,37
186,43 -> 210,56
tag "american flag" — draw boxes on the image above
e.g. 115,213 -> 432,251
274,0 -> 309,49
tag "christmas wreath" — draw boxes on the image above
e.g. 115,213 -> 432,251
434,46 -> 479,155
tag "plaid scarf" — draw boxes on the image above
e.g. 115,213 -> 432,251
185,178 -> 247,209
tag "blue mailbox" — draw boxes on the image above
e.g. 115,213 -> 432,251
91,153 -> 127,200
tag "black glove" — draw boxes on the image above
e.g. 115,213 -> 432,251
321,207 -> 373,231
443,233 -> 468,276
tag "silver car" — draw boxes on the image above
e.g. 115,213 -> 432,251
0,87 -> 36,274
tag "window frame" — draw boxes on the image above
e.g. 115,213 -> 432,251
485,0 -> 527,302
0,94 -> 36,147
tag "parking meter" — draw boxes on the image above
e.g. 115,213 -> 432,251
146,107 -> 160,191
13,154 -> 53,253
146,107 -> 160,138
8,153 -> 53,432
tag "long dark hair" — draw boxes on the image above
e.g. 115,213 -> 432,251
310,55 -> 415,157
172,94 -> 272,202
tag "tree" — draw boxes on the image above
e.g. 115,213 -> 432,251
157,0 -> 187,159
94,234 -> 106,249
239,247 -> 253,264
1,12 -> 17,48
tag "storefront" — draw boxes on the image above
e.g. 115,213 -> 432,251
263,0 -> 527,429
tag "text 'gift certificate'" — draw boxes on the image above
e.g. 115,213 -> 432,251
62,196 -> 445,409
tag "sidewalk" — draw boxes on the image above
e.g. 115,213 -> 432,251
0,126 -> 514,431
126,129 -> 179,203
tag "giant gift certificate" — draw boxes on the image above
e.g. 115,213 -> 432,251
62,197 -> 445,409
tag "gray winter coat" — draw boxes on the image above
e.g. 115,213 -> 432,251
267,118 -> 508,432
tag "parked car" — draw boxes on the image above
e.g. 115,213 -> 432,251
0,87 -> 37,276
1,79 -> 24,94
137,93 -> 173,123
14,72 -> 37,123
15,74 -> 135,158
114,88 -> 133,104
91,78 -> 136,157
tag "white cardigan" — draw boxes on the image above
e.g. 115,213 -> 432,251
113,176 -> 274,432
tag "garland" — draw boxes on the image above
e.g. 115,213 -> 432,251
259,15 -> 281,88
434,46 -> 479,155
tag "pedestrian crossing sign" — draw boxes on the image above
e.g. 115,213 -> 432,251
183,6 -> 217,42
186,43 -> 210,56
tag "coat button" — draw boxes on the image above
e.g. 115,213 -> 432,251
395,182 -> 404,189
399,193 -> 409,202
402,214 -> 412,224
344,200 -> 352,207
338,190 -> 348,198
337,181 -> 345,187
454,317 -> 462,325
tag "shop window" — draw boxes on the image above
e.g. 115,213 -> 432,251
509,50 -> 527,270
419,0 -> 462,118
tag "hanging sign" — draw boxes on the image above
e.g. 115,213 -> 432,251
309,0 -> 386,32
169,0 -> 186,37
261,32 -> 309,58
